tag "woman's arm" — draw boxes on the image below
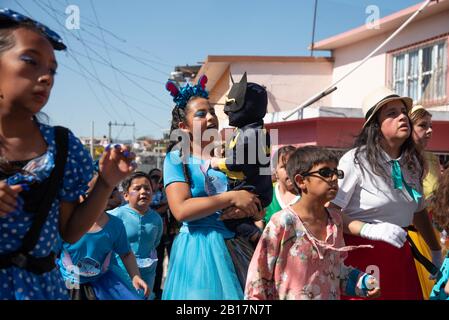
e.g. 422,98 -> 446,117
59,176 -> 112,243
165,182 -> 260,222
329,203 -> 407,248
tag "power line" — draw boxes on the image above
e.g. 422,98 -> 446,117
34,0 -> 125,120
52,0 -> 172,66
59,61 -> 166,111
36,1 -> 171,108
89,0 -> 134,124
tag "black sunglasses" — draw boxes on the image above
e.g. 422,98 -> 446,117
302,167 -> 344,179
0,8 -> 66,50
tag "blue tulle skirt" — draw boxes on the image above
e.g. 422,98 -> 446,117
162,228 -> 243,300
109,262 -> 157,300
91,270 -> 143,300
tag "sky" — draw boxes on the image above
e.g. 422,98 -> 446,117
2,0 -> 423,140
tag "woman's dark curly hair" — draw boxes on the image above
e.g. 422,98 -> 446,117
353,102 -> 424,182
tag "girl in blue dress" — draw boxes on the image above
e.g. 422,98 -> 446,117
109,172 -> 163,300
162,76 -> 262,300
58,175 -> 148,300
0,9 -> 136,300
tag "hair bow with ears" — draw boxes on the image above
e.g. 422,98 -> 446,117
165,75 -> 209,109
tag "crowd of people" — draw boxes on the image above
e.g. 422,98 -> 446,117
1,8 -> 449,301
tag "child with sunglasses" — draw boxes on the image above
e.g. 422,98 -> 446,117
245,146 -> 380,300
0,9 -> 136,300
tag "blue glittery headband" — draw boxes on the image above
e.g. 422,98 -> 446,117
166,75 -> 209,109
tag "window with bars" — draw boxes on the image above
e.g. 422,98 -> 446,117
392,40 -> 447,104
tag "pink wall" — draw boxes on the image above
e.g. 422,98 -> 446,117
266,118 -> 364,149
267,117 -> 449,153
229,61 -> 333,113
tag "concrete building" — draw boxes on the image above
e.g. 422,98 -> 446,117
194,0 -> 449,158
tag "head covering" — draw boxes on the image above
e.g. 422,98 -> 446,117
224,72 -> 268,127
165,75 -> 208,109
362,86 -> 413,128
0,8 -> 66,50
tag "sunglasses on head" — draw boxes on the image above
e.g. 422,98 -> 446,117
301,167 -> 344,179
0,8 -> 66,50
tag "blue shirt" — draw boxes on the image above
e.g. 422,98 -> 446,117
109,204 -> 163,265
58,214 -> 130,284
163,150 -> 234,239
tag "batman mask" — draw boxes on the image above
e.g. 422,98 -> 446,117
224,72 -> 268,128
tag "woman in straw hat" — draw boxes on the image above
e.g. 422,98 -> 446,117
330,87 -> 443,300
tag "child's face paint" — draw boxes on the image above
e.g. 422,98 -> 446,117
124,177 -> 153,213
0,28 -> 57,115
184,98 -> 218,134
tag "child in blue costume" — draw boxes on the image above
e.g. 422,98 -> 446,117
109,172 -> 163,300
162,76 -> 261,299
58,175 -> 148,300
0,9 -> 137,300
429,167 -> 449,300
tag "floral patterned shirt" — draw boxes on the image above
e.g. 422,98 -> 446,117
245,207 -> 373,300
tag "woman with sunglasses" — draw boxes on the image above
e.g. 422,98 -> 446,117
331,87 -> 443,300
0,9 -> 136,300
245,146 -> 380,300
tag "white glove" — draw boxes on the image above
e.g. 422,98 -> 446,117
429,250 -> 443,280
359,222 -> 407,248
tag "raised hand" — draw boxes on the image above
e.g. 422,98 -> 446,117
98,144 -> 137,189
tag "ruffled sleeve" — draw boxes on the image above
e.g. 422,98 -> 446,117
58,129 -> 94,202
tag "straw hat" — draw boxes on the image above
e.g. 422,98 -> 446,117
362,87 -> 413,128
409,104 -> 425,116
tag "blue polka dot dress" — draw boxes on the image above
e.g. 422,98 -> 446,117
0,123 -> 93,300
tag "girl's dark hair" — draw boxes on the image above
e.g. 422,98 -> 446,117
353,107 -> 424,181
148,168 -> 162,177
121,171 -> 152,193
0,21 -> 49,54
272,145 -> 296,170
431,168 -> 449,232
167,96 -> 208,186
286,145 -> 339,194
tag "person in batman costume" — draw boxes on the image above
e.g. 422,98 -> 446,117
211,72 -> 272,245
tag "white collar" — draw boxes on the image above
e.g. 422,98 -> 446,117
275,183 -> 300,209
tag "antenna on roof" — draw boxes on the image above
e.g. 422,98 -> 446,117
310,0 -> 318,57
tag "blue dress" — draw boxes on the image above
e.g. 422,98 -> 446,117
0,123 -> 93,300
430,254 -> 449,300
57,214 -> 140,299
109,204 -> 163,299
161,150 -> 243,300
